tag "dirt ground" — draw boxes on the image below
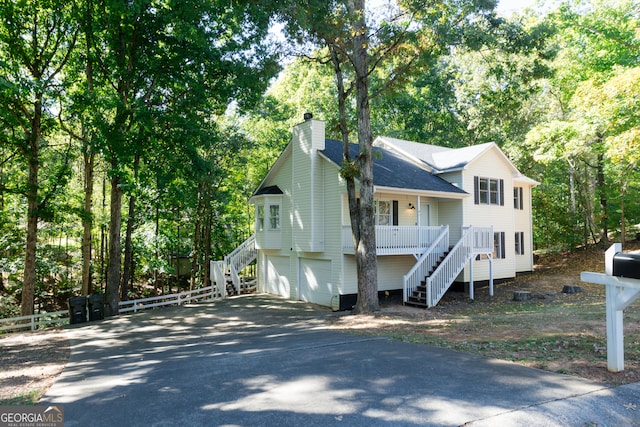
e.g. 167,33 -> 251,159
0,329 -> 69,405
328,241 -> 640,386
1,241 -> 639,404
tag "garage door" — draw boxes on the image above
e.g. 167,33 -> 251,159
265,256 -> 291,298
299,258 -> 333,306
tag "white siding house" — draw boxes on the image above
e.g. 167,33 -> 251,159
228,116 -> 538,310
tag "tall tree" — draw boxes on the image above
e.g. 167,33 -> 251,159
0,0 -> 79,315
279,0 -> 498,313
522,0 -> 639,248
85,0 -> 278,315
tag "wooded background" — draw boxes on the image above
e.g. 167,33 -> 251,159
0,0 -> 637,317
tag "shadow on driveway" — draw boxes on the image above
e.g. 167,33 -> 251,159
42,294 -> 640,426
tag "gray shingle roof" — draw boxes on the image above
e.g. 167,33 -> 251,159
320,139 -> 467,195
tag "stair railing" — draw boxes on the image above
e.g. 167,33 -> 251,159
210,260 -> 227,299
403,225 -> 449,304
425,227 -> 473,307
222,234 -> 257,292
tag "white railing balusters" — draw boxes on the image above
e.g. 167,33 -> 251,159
424,226 -> 493,307
403,226 -> 493,307
402,226 -> 449,303
222,235 -> 257,292
343,225 -> 445,255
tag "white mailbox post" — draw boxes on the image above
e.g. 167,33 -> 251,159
581,243 -> 640,372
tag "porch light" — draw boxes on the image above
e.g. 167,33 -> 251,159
408,203 -> 415,210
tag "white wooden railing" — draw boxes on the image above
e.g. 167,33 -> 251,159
224,235 -> 257,289
0,310 -> 68,333
403,226 -> 449,304
119,285 -> 222,314
1,283 -> 226,333
210,260 -> 227,299
424,226 -> 493,307
342,225 -> 446,255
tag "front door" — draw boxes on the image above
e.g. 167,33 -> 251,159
420,202 -> 430,226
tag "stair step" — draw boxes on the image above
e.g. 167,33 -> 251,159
405,298 -> 428,308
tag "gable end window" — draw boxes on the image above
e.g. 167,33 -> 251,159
514,187 -> 524,210
474,176 -> 504,206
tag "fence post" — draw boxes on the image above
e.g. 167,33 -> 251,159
31,315 -> 36,331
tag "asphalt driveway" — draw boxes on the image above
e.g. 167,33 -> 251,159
42,295 -> 640,426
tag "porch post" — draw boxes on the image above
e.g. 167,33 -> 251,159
489,255 -> 494,297
469,258 -> 474,300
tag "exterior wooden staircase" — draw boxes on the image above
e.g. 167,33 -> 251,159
404,226 -> 493,308
210,235 -> 257,298
406,250 -> 450,307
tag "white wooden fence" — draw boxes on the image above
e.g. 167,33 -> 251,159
0,310 -> 68,333
1,284 -> 225,334
118,285 -> 222,313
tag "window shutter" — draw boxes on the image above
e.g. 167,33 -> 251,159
474,176 -> 479,205
392,200 -> 399,226
499,179 -> 504,206
501,232 -> 506,258
520,233 -> 525,255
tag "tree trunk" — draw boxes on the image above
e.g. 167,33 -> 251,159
105,174 -> 123,316
190,188 -> 202,290
21,99 -> 42,317
202,200 -> 212,288
350,0 -> 378,313
121,154 -> 139,300
81,150 -> 95,296
121,192 -> 135,300
620,181 -> 627,244
596,151 -> 608,244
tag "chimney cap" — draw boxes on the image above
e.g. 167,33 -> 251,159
303,112 -> 313,121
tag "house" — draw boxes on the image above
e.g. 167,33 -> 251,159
215,116 -> 538,310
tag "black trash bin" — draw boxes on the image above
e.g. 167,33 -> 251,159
68,296 -> 87,324
88,294 -> 105,321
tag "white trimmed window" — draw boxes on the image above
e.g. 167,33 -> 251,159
256,205 -> 264,231
375,200 -> 391,226
514,187 -> 524,210
269,204 -> 280,230
494,232 -> 506,259
515,232 -> 525,255
475,177 -> 504,206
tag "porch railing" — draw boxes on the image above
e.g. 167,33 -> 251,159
403,226 -> 449,304
424,226 -> 493,307
342,225 -> 446,255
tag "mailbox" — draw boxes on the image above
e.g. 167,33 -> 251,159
613,252 -> 640,280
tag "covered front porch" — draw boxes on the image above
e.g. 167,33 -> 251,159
341,225 -> 448,256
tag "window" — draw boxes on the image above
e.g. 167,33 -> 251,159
474,177 -> 504,206
515,232 -> 525,255
375,200 -> 391,226
493,232 -> 506,259
514,187 -> 524,210
269,205 -> 280,230
256,205 -> 264,231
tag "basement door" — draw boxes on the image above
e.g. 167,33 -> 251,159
298,258 -> 333,307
